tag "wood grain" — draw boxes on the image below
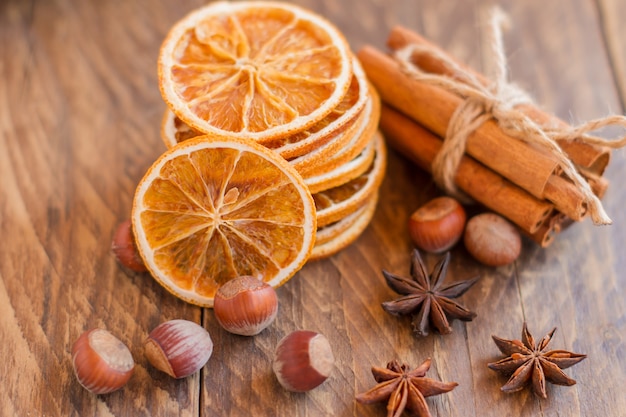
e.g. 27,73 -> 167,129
0,0 -> 624,416
598,0 -> 626,105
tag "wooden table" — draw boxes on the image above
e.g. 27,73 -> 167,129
2,0 -> 625,415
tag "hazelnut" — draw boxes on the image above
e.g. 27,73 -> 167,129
71,328 -> 135,394
273,330 -> 334,392
464,213 -> 522,266
213,276 -> 278,336
144,319 -> 213,379
408,196 -> 466,253
111,219 -> 147,272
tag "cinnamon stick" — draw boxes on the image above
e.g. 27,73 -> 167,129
380,104 -> 553,236
580,169 -> 609,199
380,104 -> 579,246
543,176 -> 587,221
358,45 -> 586,220
527,212 -> 568,248
386,25 -> 611,176
358,46 -> 558,197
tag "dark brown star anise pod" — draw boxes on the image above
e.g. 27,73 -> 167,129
356,358 -> 458,417
381,249 -> 479,336
488,322 -> 587,398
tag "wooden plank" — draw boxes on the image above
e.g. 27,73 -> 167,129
495,2 -> 626,416
400,1 -> 626,416
0,0 -> 202,415
0,0 -> 624,416
598,0 -> 626,104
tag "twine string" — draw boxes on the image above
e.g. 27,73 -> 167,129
394,7 -> 626,225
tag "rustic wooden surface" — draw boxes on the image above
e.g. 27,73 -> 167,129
1,0 -> 625,416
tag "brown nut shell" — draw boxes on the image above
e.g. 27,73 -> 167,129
71,328 -> 135,394
111,219 -> 147,272
408,196 -> 466,253
213,275 -> 278,336
144,319 -> 213,379
464,213 -> 522,266
273,330 -> 334,392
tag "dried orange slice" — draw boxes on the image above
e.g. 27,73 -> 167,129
299,84 -> 380,178
161,109 -> 201,148
310,193 -> 379,261
314,131 -> 386,227
132,136 -> 316,307
288,100 -> 369,176
160,57 -> 368,159
314,192 -> 378,247
305,133 -> 377,194
158,1 -> 353,142
263,57 -> 369,158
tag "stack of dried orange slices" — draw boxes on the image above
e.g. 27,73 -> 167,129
132,1 -> 385,306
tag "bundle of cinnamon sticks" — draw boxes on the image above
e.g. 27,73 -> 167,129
357,26 -> 611,247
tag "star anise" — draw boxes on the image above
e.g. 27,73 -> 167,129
356,358 -> 457,417
381,249 -> 479,336
487,322 -> 587,398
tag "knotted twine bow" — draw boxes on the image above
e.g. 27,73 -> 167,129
394,7 -> 626,225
